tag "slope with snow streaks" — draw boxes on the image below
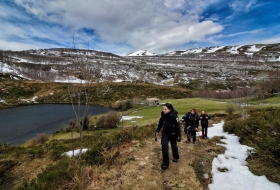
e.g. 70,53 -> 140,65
127,50 -> 157,56
247,45 -> 265,52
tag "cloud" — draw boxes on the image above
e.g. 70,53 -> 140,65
230,0 -> 263,13
259,34 -> 280,44
226,29 -> 264,37
10,0 -> 224,53
0,40 -> 54,51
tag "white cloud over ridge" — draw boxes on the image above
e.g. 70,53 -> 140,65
10,0 -> 224,53
1,0 -> 279,54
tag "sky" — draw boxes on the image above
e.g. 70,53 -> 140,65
0,0 -> 280,55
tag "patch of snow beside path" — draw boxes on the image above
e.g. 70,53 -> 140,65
200,121 -> 280,190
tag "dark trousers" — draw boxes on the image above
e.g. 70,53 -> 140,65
187,126 -> 196,142
161,132 -> 179,166
202,125 -> 208,137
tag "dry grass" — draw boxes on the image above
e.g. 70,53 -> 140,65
2,122 -> 228,190
83,125 -> 225,190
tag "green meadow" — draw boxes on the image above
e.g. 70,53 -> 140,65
121,97 -> 280,127
121,98 -> 230,127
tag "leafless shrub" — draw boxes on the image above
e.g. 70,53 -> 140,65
96,111 -> 119,129
32,133 -> 49,145
96,115 -> 106,129
105,111 -> 119,128
226,106 -> 235,115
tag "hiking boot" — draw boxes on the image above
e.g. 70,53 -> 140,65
193,141 -> 196,144
172,158 -> 178,162
161,165 -> 168,170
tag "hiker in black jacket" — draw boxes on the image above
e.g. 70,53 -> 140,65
199,110 -> 211,139
182,108 -> 199,143
155,103 -> 181,170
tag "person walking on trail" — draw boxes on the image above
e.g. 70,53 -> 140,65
155,103 -> 181,170
199,110 -> 211,139
182,108 -> 199,144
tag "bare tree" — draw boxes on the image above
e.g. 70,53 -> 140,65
67,34 -> 95,158
233,86 -> 258,120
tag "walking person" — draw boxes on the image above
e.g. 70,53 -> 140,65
155,103 -> 181,170
182,108 -> 199,144
199,110 -> 211,139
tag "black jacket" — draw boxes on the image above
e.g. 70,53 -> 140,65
182,112 -> 199,128
156,111 -> 181,142
199,113 -> 211,127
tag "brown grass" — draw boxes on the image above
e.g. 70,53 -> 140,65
84,124 -> 225,190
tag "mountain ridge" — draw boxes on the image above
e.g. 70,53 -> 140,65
127,43 -> 280,57
1,43 -> 279,89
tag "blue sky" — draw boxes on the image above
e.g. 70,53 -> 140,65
0,0 -> 280,55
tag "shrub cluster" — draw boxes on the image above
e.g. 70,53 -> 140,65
96,111 -> 119,129
31,133 -> 49,145
111,98 -> 142,111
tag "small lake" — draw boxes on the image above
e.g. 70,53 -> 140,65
0,104 -> 111,145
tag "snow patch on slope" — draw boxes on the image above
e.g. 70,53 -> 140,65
205,121 -> 280,190
247,45 -> 265,52
205,46 -> 225,53
127,50 -> 156,56
226,46 -> 241,54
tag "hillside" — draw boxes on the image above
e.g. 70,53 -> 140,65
127,50 -> 157,56
0,120 -> 224,190
1,106 -> 279,189
0,77 -> 191,109
1,43 -> 279,90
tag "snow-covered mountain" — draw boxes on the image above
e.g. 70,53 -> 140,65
127,50 -> 157,56
1,43 -> 279,88
165,44 -> 280,56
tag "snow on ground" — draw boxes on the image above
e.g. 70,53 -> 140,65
1,63 -> 14,73
120,116 -> 143,121
182,48 -> 203,54
20,96 -> 38,103
247,45 -> 264,52
244,52 -> 254,56
53,75 -> 86,83
269,56 -> 280,62
62,148 -> 89,157
127,50 -> 156,56
205,46 -> 225,53
227,46 -> 241,54
146,62 -> 184,67
201,121 -> 280,190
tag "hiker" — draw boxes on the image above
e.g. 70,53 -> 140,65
182,108 -> 199,144
199,110 -> 211,139
155,103 -> 181,170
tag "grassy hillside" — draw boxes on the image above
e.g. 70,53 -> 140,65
0,79 -> 191,109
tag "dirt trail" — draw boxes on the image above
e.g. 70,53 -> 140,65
87,132 -> 219,190
161,141 -> 203,190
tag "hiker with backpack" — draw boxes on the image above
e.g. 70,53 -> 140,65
199,110 -> 211,139
155,103 -> 181,170
182,108 -> 199,144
